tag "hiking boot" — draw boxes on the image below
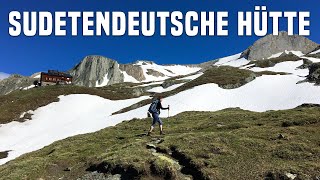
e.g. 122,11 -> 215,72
160,131 -> 165,135
147,132 -> 152,136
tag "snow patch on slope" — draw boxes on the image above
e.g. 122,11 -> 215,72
310,49 -> 320,55
122,71 -> 139,83
96,73 -> 109,87
23,85 -> 36,90
33,74 -> 41,79
0,95 -> 149,165
161,75 -> 320,115
135,61 -> 201,82
249,60 -> 308,76
302,57 -> 320,63
214,53 -> 250,67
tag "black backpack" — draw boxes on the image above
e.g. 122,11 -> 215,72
148,100 -> 159,113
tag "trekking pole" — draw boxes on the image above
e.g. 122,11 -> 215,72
168,105 -> 170,118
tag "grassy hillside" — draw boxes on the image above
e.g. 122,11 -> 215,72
0,83 -> 148,124
0,107 -> 319,180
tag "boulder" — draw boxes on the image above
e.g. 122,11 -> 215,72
220,73 -> 256,89
307,63 -> 320,84
297,58 -> 313,69
146,69 -> 165,77
0,151 -> 9,159
161,79 -> 185,89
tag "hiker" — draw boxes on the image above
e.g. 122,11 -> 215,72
147,96 -> 169,135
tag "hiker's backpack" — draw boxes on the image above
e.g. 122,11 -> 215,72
148,100 -> 159,113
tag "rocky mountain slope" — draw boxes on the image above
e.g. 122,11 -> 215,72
0,75 -> 36,95
67,31 -> 320,88
70,57 -> 201,87
241,31 -> 319,60
69,56 -> 124,87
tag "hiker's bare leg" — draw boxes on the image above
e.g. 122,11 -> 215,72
149,126 -> 154,132
160,125 -> 163,132
147,126 -> 154,136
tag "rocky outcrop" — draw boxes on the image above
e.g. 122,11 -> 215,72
0,74 -> 35,95
161,79 -> 189,89
239,48 -> 250,59
297,58 -> 313,69
69,57 -> 198,87
161,80 -> 178,89
220,73 -> 256,89
307,63 -> 320,84
119,64 -> 145,81
0,151 -> 9,159
69,57 -> 159,87
79,172 -> 121,180
252,53 -> 301,68
242,31 -> 319,60
69,56 -> 124,87
146,69 -> 165,77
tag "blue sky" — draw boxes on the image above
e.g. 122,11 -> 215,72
1,0 -> 319,76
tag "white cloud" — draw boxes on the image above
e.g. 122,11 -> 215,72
0,72 -> 10,80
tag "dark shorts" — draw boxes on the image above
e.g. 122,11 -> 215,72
151,112 -> 163,126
